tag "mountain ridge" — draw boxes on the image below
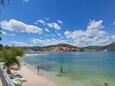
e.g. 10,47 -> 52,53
28,42 -> 115,51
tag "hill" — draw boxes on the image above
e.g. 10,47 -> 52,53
29,43 -> 81,52
28,42 -> 115,52
104,42 -> 115,51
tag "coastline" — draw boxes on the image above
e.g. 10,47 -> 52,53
25,53 -> 49,57
20,64 -> 64,86
21,52 -> 115,86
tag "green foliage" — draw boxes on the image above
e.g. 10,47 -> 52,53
0,25 -> 1,41
10,47 -> 24,57
0,44 -> 3,50
15,83 -> 19,86
0,47 -> 24,68
0,0 -> 10,40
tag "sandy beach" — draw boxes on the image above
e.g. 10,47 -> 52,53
20,65 -> 62,86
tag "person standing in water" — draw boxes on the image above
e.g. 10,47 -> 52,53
37,65 -> 40,75
60,66 -> 64,73
104,82 -> 108,86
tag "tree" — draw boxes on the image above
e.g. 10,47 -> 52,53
0,0 -> 10,41
0,26 -> 2,48
0,26 -> 1,40
0,0 -> 25,68
0,47 -> 24,68
0,44 -> 3,50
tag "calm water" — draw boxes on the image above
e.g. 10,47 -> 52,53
23,52 -> 115,86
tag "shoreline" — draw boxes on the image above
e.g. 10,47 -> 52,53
25,53 -> 49,57
20,64 -> 64,86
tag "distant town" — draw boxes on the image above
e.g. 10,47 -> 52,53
26,42 -> 115,52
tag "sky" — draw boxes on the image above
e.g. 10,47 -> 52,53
1,0 -> 115,47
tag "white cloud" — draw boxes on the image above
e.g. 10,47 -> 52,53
64,31 -> 71,38
57,33 -> 61,36
50,34 -> 57,37
64,20 -> 112,47
111,35 -> 115,40
45,28 -> 50,32
45,18 -> 49,20
113,22 -> 115,26
35,18 -> 62,31
57,20 -> 63,24
1,31 -> 16,36
32,38 -> 67,46
11,34 -> 16,36
23,0 -> 29,2
11,41 -> 30,46
87,20 -> 104,31
2,31 -> 7,35
65,30 -> 86,39
35,19 -> 46,25
1,19 -> 43,34
47,23 -> 61,30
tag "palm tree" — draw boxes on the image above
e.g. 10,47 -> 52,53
0,0 -> 10,41
0,44 -> 3,50
0,28 -> 1,41
0,47 -> 24,68
0,0 -> 25,68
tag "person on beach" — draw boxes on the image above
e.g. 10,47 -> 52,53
6,68 -> 12,75
104,82 -> 108,86
60,66 -> 64,73
37,65 -> 40,75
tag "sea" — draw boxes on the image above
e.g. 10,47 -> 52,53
22,52 -> 115,86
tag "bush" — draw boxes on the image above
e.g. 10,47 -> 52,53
0,47 -> 24,68
0,44 -> 3,50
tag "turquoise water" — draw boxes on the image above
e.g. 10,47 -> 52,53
23,52 -> 115,86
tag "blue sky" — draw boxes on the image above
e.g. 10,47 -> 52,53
1,0 -> 115,47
